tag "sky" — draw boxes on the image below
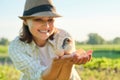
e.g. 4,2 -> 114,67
0,0 -> 120,41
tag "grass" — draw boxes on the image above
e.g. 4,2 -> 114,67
0,62 -> 120,80
0,45 -> 8,54
76,44 -> 120,51
92,51 -> 120,59
0,65 -> 20,80
77,68 -> 120,80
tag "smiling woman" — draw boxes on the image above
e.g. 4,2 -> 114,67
8,0 -> 93,80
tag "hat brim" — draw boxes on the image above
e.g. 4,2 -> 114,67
19,11 -> 62,20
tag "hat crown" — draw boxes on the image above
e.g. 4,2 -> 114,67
24,0 -> 54,11
19,0 -> 61,19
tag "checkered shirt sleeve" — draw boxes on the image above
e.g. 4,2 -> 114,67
8,38 -> 46,80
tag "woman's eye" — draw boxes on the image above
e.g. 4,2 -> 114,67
33,19 -> 43,22
33,18 -> 54,23
48,19 -> 54,22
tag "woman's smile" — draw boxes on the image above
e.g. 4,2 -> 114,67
38,30 -> 50,33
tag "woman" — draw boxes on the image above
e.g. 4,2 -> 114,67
9,0 -> 92,80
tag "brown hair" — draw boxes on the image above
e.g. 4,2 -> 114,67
19,24 -> 57,43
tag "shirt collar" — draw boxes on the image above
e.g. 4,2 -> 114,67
30,39 -> 55,49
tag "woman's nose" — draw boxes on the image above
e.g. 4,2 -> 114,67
43,22 -> 49,28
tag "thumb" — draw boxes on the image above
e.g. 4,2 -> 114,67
53,56 -> 59,61
61,54 -> 73,60
87,50 -> 93,55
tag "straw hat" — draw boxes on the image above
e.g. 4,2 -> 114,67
19,0 -> 61,19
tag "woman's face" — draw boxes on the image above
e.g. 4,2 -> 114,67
25,17 -> 55,41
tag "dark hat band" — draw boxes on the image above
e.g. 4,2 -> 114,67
23,4 -> 55,16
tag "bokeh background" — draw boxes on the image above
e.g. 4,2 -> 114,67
0,0 -> 120,80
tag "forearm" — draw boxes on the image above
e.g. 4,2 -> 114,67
57,62 -> 73,80
41,61 -> 64,80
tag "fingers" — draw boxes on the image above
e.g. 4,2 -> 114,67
53,49 -> 93,65
53,56 -> 60,61
87,50 -> 93,55
60,54 -> 73,60
81,56 -> 89,64
53,54 -> 73,64
86,50 -> 93,61
88,54 -> 92,61
71,50 -> 93,65
77,55 -> 89,65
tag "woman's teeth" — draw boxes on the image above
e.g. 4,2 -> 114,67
39,30 -> 49,33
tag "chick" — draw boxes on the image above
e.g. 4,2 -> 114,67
62,38 -> 73,54
62,38 -> 93,56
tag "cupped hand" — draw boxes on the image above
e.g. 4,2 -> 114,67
71,49 -> 93,65
53,49 -> 93,65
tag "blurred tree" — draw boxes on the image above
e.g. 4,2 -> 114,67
113,37 -> 120,44
0,37 -> 9,45
87,33 -> 105,44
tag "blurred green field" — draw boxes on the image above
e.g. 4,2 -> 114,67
0,65 -> 20,80
0,44 -> 120,80
76,44 -> 120,59
0,46 -> 8,54
0,58 -> 120,80
76,44 -> 120,51
1,44 -> 120,54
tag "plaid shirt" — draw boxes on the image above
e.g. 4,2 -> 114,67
9,29 -> 81,80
